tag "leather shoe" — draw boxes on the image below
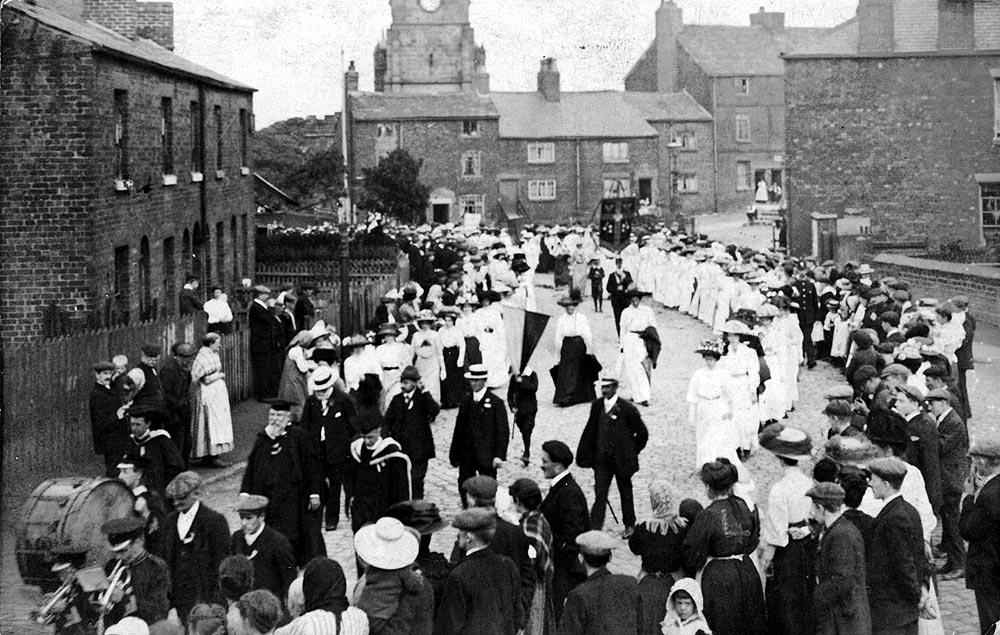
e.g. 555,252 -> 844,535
621,526 -> 635,540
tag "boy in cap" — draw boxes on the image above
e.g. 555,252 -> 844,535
449,364 -> 509,509
558,531 -> 640,635
100,516 -> 170,627
961,437 -> 1000,630
437,507 -> 525,634
127,406 -> 184,499
808,482 -> 871,634
161,471 -> 230,625
507,365 -> 539,468
606,258 -> 633,335
385,365 -> 441,500
587,258 -> 605,313
893,384 -> 943,516
231,495 -> 297,602
126,344 -> 167,427
91,360 -> 131,477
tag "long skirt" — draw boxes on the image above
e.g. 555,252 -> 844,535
554,255 -> 571,287
191,378 -> 233,458
525,578 -> 555,635
729,376 -> 759,451
700,556 -> 767,635
638,574 -> 673,635
620,332 -> 651,404
552,336 -> 594,407
415,348 -> 441,403
464,336 -> 482,369
695,397 -> 740,469
441,346 -> 464,409
766,537 -> 817,635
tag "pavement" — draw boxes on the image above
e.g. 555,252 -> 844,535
2,213 -> 996,634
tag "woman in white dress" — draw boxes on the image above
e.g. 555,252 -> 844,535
411,310 -> 446,403
618,289 -> 658,406
190,332 -> 234,463
688,339 -> 738,470
474,290 -> 508,389
374,323 -> 412,413
552,290 -> 595,407
756,303 -> 789,423
718,320 -> 760,456
773,297 -> 803,411
342,334 -> 382,394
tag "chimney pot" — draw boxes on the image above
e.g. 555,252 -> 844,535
537,57 -> 560,102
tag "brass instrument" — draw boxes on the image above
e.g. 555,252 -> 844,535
97,560 -> 128,614
34,579 -> 74,624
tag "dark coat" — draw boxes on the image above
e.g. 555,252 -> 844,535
159,356 -> 191,429
506,372 -> 539,415
278,311 -> 297,348
435,548 -> 524,634
938,408 -> 970,496
558,568 -> 640,635
449,391 -> 509,470
160,502 -> 230,615
904,412 -> 943,512
178,288 -> 202,316
368,303 -> 399,333
131,363 -> 166,418
231,525 -> 297,601
867,496 -> 925,631
241,426 -> 323,543
104,552 -> 170,626
130,431 -> 184,497
957,312 -> 976,370
300,392 -> 357,469
90,382 -> 128,456
540,473 -> 590,573
813,515 -> 872,635
293,296 -> 315,330
491,517 -> 536,620
362,566 -> 436,635
346,437 -> 412,515
841,509 -> 875,558
385,389 -> 441,463
249,300 -> 276,354
845,348 -> 883,385
576,398 -> 648,476
792,278 -> 821,326
961,474 -> 1000,592
606,271 -> 633,303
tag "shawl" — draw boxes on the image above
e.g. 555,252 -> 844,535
520,510 -> 554,578
645,481 -> 687,536
191,346 -> 222,382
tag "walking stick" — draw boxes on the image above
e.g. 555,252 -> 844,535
606,499 -> 620,525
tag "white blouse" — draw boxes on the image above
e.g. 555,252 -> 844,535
554,312 -> 592,351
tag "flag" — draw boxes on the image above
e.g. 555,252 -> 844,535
503,306 -> 551,373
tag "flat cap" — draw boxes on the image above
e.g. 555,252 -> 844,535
102,516 -> 145,551
824,385 -> 854,400
401,366 -> 421,382
823,401 -> 853,417
116,454 -> 150,471
165,471 -> 202,499
924,388 -> 952,402
140,343 -> 161,357
970,438 -> 1000,459
868,457 -> 908,481
894,383 -> 924,403
880,363 -> 911,378
93,360 -> 115,372
452,507 -> 496,531
462,475 -> 498,501
806,482 -> 846,505
922,365 -> 948,379
235,495 -> 269,514
252,284 -> 271,295
576,530 -> 617,556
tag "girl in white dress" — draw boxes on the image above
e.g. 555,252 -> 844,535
718,320 -> 761,456
411,310 -> 446,403
756,304 -> 788,423
688,339 -> 738,469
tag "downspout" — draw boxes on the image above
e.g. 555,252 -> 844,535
198,84 -> 209,283
711,83 -> 719,215
575,139 -> 581,220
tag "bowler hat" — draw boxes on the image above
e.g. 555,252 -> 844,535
384,501 -> 447,535
401,366 -> 421,382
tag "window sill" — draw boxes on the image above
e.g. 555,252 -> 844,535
215,170 -> 226,180
528,198 -> 556,202
240,167 -> 250,176
190,172 -> 204,183
603,160 -> 629,165
162,174 -> 178,186
113,178 -> 131,192
527,160 -> 555,165
460,175 -> 483,180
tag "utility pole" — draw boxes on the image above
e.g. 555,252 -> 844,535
338,51 -> 351,335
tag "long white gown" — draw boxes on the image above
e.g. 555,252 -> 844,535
687,366 -> 738,469
475,304 -> 508,388
618,303 -> 657,404
718,342 -> 760,451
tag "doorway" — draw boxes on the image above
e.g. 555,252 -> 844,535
638,178 -> 653,203
432,204 -> 450,224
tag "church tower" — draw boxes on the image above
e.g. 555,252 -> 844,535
373,0 -> 489,93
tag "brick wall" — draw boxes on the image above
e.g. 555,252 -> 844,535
873,254 -> 1000,328
623,43 -> 657,92
785,54 -> 1000,257
648,120 -> 716,214
82,0 -> 174,50
0,12 -> 254,344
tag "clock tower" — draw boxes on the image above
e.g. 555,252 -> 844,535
373,0 -> 489,93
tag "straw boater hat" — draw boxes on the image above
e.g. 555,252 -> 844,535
464,363 -> 489,381
721,320 -> 752,336
354,517 -> 419,570
824,435 -> 880,467
856,263 -> 875,276
759,423 -> 813,461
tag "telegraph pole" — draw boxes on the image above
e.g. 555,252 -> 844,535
338,51 -> 351,335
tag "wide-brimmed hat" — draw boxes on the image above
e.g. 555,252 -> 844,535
416,310 -> 437,323
856,263 -> 875,276
384,501 -> 448,535
721,320 -> 752,335
464,364 -> 489,380
759,423 -> 813,461
696,339 -> 726,358
834,279 -> 853,290
306,320 -> 332,345
557,290 -> 582,306
380,289 -> 400,303
354,517 -> 419,570
437,306 -> 461,320
340,334 -> 369,351
376,323 -> 400,338
757,304 -> 780,319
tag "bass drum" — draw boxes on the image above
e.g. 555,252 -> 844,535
16,477 -> 135,592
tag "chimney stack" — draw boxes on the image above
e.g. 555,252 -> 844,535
346,60 -> 360,93
749,7 -> 785,32
82,0 -> 175,50
537,57 -> 560,103
655,0 -> 683,92
857,0 -> 894,53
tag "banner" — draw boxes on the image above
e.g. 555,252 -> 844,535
502,306 -> 551,373
598,197 -> 637,251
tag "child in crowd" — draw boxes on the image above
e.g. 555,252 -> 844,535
661,578 -> 711,635
587,258 -> 605,313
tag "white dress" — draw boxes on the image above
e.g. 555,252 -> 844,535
411,328 -> 445,403
475,305 -> 508,388
718,342 -> 760,451
618,304 -> 657,404
758,324 -> 788,422
375,341 -> 412,413
687,366 -> 737,469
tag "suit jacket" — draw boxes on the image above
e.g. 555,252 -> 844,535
867,496 -> 925,631
491,517 -> 536,620
813,515 -> 871,635
90,382 -> 128,455
558,568 -> 640,635
540,473 -> 589,572
249,300 -> 276,354
300,392 -> 357,469
231,525 -> 297,600
436,548 -> 524,634
293,296 -> 315,330
385,389 -> 441,463
937,408 -> 970,495
576,398 -> 648,476
605,271 -> 633,303
160,503 -> 230,612
792,278 -> 821,325
449,391 -> 509,470
904,412 -> 943,512
957,312 -> 976,370
961,474 -> 1000,591
130,432 -> 184,496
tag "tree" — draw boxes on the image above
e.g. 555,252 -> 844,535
357,149 -> 429,224
253,117 -> 344,203
282,147 -> 345,201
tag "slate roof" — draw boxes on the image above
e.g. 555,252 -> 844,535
620,91 -> 712,122
10,0 -> 253,92
490,91 -> 658,139
782,18 -> 862,58
350,92 -> 499,121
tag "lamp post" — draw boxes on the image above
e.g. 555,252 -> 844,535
666,140 -> 682,223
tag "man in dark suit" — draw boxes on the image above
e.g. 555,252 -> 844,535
90,360 -> 130,477
960,438 -> 1000,633
128,408 -> 184,498
159,342 -> 193,468
539,440 -> 590,620
248,285 -> 276,400
808,482 -> 872,634
127,344 -> 168,430
605,258 -> 633,336
866,457 -> 928,635
293,284 -> 316,331
277,292 -> 298,346
558,530 -> 640,635
791,267 -> 821,369
161,472 -> 231,625
926,388 -> 970,578
576,376 -> 648,537
894,384 -> 943,514
385,366 -> 441,500
300,366 -> 357,532
231,495 -> 297,602
178,275 -> 202,316
951,296 -> 976,419
449,364 -> 509,509
436,508 -> 524,634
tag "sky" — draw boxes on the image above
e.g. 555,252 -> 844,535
172,0 -> 857,128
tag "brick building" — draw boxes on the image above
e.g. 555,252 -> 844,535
783,0 -> 1000,257
1,0 -> 256,344
349,0 -> 714,225
624,1 -> 827,213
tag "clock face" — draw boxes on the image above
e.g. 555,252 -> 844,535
420,0 -> 441,11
